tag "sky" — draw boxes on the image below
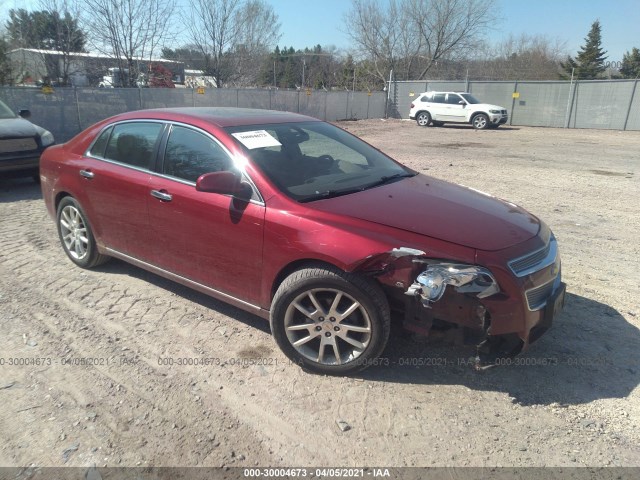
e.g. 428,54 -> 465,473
274,0 -> 639,62
1,0 -> 639,62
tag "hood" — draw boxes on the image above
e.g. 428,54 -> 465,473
474,103 -> 506,111
0,117 -> 39,139
310,174 -> 539,251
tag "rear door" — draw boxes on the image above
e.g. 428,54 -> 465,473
79,121 -> 165,260
429,93 -> 447,120
147,124 -> 265,305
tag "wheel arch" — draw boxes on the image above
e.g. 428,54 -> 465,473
270,259 -> 348,304
469,110 -> 489,123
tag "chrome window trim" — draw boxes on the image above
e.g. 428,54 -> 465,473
163,121 -> 265,205
84,119 -> 167,159
83,118 -> 265,206
508,235 -> 558,278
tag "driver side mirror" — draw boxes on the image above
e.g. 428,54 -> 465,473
18,109 -> 31,119
196,171 -> 252,198
458,101 -> 466,107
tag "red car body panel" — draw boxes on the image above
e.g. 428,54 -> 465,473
40,108 -> 563,355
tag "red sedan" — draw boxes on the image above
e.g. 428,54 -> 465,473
40,108 -> 565,374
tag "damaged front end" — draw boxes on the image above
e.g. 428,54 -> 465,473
354,248 -> 525,362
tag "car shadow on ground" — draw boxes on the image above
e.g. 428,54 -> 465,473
95,258 -> 271,334
95,257 -> 639,407
0,176 -> 42,203
361,292 -> 640,406
432,124 -> 521,131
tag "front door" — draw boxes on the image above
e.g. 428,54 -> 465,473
147,124 -> 265,305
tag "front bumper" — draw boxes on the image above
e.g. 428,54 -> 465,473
0,155 -> 41,173
489,113 -> 508,125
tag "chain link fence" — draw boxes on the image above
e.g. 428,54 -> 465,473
387,79 -> 640,131
0,87 -> 387,142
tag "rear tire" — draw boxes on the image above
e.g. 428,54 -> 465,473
271,265 -> 390,375
56,197 -> 110,269
416,111 -> 431,127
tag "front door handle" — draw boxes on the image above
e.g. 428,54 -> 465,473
150,189 -> 172,202
79,169 -> 94,179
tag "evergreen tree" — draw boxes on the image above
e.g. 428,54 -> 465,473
560,20 -> 607,79
0,36 -> 13,85
620,47 -> 640,78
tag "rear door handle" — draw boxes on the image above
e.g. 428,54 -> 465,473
79,169 -> 94,179
150,189 -> 172,202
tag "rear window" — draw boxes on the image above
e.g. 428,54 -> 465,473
103,122 -> 163,169
89,126 -> 113,158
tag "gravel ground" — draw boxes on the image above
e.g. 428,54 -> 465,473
0,120 -> 638,469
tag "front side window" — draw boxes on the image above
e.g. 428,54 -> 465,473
226,121 -> 414,202
446,94 -> 463,105
460,93 -> 481,104
163,125 -> 233,182
103,122 -> 163,169
0,100 -> 16,119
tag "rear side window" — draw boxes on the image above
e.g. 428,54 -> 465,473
432,93 -> 446,103
163,125 -> 233,182
89,126 -> 112,158
103,122 -> 163,169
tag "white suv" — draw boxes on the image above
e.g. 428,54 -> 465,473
409,92 -> 508,129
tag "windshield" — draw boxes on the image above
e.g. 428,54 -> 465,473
226,121 -> 414,202
460,94 -> 481,104
0,99 -> 17,119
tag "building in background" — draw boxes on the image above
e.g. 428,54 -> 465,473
8,48 -> 185,87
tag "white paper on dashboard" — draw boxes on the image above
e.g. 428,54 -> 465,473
231,130 -> 282,149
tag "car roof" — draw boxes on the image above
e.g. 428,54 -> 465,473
112,107 -> 320,128
419,91 -> 470,95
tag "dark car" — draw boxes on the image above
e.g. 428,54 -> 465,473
40,108 -> 565,375
0,99 -> 55,181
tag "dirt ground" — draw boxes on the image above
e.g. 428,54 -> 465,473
0,120 -> 639,469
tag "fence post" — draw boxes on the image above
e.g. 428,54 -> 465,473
622,79 -> 638,131
366,93 -> 370,119
509,81 -> 518,126
138,87 -> 143,109
74,87 -> 82,131
566,80 -> 578,128
323,91 -> 328,121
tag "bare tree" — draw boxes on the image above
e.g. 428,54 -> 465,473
83,0 -> 176,86
344,0 -> 495,85
37,0 -> 86,85
184,0 -> 280,87
344,0 -> 419,85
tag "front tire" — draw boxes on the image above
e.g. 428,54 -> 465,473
271,266 -> 390,375
56,197 -> 109,268
472,113 -> 489,130
416,111 -> 431,127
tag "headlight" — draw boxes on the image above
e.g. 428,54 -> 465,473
489,109 -> 501,114
405,263 -> 500,307
40,130 -> 55,147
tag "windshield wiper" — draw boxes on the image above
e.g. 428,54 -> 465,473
361,172 -> 415,190
298,187 -> 365,203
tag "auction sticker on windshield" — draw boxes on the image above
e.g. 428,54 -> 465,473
231,130 -> 281,149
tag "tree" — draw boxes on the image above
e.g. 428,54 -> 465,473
83,0 -> 177,87
0,35 -> 14,85
5,2 -> 86,85
620,47 -> 640,79
344,0 -> 495,86
184,0 -> 281,87
561,20 -> 607,79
